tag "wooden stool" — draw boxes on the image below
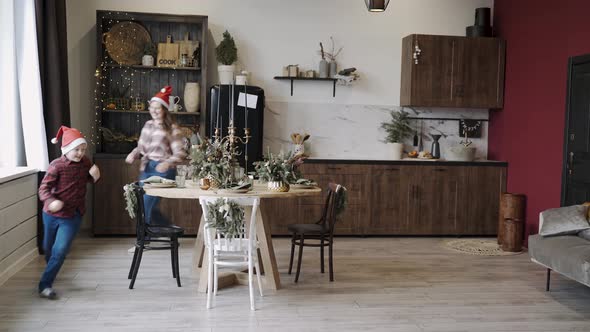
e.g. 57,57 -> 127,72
501,218 -> 524,252
498,193 -> 526,245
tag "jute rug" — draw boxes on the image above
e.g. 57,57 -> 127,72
442,238 -> 524,256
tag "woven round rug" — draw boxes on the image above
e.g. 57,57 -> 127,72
442,239 -> 524,256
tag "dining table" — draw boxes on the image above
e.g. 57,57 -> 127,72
144,180 -> 321,292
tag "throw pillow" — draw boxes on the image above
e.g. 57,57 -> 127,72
539,205 -> 590,237
579,229 -> 590,241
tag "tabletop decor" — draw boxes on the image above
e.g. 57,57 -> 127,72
205,198 -> 245,238
123,182 -> 139,219
253,151 -> 306,192
190,139 -> 232,189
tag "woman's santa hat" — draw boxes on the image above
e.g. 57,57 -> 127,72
150,86 -> 172,109
51,126 -> 87,155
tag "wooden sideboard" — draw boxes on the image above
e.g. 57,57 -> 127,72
92,155 -> 506,236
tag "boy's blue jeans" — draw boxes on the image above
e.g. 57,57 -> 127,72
139,160 -> 176,225
38,211 -> 81,292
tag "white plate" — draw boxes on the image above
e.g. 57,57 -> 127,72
291,184 -> 317,189
146,183 -> 176,188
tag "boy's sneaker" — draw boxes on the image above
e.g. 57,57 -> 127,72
39,288 -> 57,300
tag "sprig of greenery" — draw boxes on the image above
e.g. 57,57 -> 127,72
190,139 -> 233,187
380,110 -> 413,143
253,151 -> 305,183
123,183 -> 139,219
206,198 -> 245,239
334,186 -> 348,217
216,30 -> 238,65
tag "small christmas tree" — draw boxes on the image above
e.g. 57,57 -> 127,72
215,30 -> 238,65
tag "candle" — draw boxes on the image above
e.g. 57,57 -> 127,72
244,83 -> 248,129
231,80 -> 235,123
215,84 -> 220,135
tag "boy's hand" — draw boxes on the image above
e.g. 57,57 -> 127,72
125,154 -> 135,164
48,200 -> 64,213
89,164 -> 101,182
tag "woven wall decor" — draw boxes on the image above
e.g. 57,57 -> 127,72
102,21 -> 152,65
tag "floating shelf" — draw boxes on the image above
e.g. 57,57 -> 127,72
102,109 -> 200,115
104,63 -> 201,71
274,76 -> 337,97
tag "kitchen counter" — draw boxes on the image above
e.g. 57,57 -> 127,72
305,159 -> 507,167
0,167 -> 38,185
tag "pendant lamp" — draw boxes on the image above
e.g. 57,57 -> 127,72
365,0 -> 390,12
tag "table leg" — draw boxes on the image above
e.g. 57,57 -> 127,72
256,203 -> 281,290
192,214 -> 206,274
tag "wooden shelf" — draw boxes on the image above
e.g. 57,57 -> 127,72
104,63 -> 201,71
274,76 -> 338,97
103,109 -> 200,115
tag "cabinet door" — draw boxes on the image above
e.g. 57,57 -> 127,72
401,34 -> 455,107
369,165 -> 407,234
453,38 -> 506,108
403,166 -> 458,235
264,197 -> 301,236
455,166 -> 506,235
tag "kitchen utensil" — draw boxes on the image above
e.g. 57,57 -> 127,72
418,120 -> 424,151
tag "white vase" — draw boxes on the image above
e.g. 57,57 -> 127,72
218,64 -> 235,84
447,146 -> 477,161
184,82 -> 200,113
141,55 -> 154,66
390,142 -> 404,160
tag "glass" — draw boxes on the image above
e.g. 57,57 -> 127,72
175,175 -> 186,188
176,165 -> 187,188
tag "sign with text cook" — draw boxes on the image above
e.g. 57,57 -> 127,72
157,35 -> 179,68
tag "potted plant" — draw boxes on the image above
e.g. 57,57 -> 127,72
216,30 -> 238,84
380,110 -> 413,160
190,139 -> 232,189
253,151 -> 304,192
142,42 -> 156,66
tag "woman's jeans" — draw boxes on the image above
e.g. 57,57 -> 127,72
38,211 -> 82,292
139,160 -> 176,225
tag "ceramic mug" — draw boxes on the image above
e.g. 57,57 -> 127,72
169,96 -> 182,112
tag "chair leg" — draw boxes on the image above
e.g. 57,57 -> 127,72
295,235 -> 304,283
128,246 -> 139,279
213,262 -> 218,296
546,268 -> 551,292
174,239 -> 181,287
255,256 -> 264,297
249,251 -> 255,311
288,233 -> 296,275
329,242 -> 334,282
207,248 -> 214,309
320,238 -> 325,274
129,244 -> 144,289
171,239 -> 176,278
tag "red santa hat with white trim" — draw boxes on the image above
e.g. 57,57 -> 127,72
150,85 -> 172,109
51,126 -> 87,155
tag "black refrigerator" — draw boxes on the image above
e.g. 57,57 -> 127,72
206,85 -> 265,173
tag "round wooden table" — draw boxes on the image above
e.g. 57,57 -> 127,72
144,181 -> 321,292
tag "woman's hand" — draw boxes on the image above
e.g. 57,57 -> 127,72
89,164 -> 101,182
125,153 -> 135,164
48,200 -> 64,213
155,162 -> 170,173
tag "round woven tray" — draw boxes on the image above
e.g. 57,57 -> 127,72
102,21 -> 151,65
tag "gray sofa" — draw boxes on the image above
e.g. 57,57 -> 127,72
528,211 -> 590,290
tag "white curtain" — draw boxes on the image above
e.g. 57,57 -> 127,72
0,0 -> 48,171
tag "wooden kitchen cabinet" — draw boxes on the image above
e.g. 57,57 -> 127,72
400,34 -> 505,109
369,165 -> 407,233
92,155 -> 201,235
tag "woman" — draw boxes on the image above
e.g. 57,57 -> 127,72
126,86 -> 187,225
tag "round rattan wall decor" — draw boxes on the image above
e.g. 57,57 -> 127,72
102,21 -> 152,65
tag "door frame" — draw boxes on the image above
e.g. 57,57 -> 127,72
560,53 -> 590,205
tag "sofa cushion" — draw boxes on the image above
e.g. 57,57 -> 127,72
539,205 -> 590,237
529,234 -> 590,286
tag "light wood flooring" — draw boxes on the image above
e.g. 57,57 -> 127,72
1,236 -> 590,332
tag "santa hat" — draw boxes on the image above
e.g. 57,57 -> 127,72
150,86 -> 172,109
51,126 -> 87,155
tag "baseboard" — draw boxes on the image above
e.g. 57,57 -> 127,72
0,241 -> 39,287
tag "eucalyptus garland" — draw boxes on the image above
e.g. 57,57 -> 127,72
206,198 -> 245,238
123,182 -> 139,219
334,186 -> 348,217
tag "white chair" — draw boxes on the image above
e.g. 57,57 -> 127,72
199,196 -> 263,311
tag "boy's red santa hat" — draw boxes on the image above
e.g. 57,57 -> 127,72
150,85 -> 172,109
51,126 -> 87,155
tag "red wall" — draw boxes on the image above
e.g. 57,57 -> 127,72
490,0 -> 590,238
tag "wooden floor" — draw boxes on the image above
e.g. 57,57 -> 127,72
1,237 -> 590,332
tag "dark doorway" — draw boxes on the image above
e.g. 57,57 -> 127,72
562,54 -> 590,205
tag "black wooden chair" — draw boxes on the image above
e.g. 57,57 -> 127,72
128,183 -> 184,289
287,183 -> 346,282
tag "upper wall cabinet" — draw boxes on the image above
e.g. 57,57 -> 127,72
400,34 -> 506,109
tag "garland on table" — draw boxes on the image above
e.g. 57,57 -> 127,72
123,182 -> 139,219
206,198 -> 245,239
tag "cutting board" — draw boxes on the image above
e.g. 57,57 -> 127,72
157,35 -> 179,67
178,32 -> 199,59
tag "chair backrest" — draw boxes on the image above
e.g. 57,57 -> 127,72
199,196 -> 260,252
131,182 -> 148,240
319,183 -> 347,237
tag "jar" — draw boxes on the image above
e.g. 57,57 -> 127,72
180,54 -> 189,67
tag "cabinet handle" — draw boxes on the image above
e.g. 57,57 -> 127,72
413,44 -> 422,64
385,167 -> 400,171
433,168 -> 447,172
327,166 -> 342,170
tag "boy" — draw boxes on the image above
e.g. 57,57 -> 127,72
37,126 -> 100,299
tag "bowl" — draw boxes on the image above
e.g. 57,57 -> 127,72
446,146 -> 476,161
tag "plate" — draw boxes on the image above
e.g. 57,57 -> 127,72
291,184 -> 317,189
146,183 -> 176,188
218,188 -> 251,194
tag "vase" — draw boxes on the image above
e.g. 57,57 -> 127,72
267,180 -> 290,192
431,135 -> 442,159
141,54 -> 154,66
218,64 -> 235,84
329,61 -> 337,77
199,178 -> 210,190
318,60 -> 329,78
184,82 -> 200,113
390,142 -> 404,160
207,175 -> 220,189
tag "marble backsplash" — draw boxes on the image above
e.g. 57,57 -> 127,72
263,102 -> 489,160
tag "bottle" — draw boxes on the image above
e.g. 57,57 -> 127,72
431,134 -> 441,159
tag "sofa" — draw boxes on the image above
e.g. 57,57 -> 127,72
528,205 -> 590,291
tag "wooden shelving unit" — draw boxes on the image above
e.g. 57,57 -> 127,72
274,76 -> 338,97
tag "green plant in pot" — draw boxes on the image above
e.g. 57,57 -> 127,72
216,30 -> 238,84
142,42 -> 156,66
190,139 -> 232,189
380,110 -> 413,160
253,151 -> 303,192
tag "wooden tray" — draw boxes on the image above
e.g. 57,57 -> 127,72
103,21 -> 151,65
